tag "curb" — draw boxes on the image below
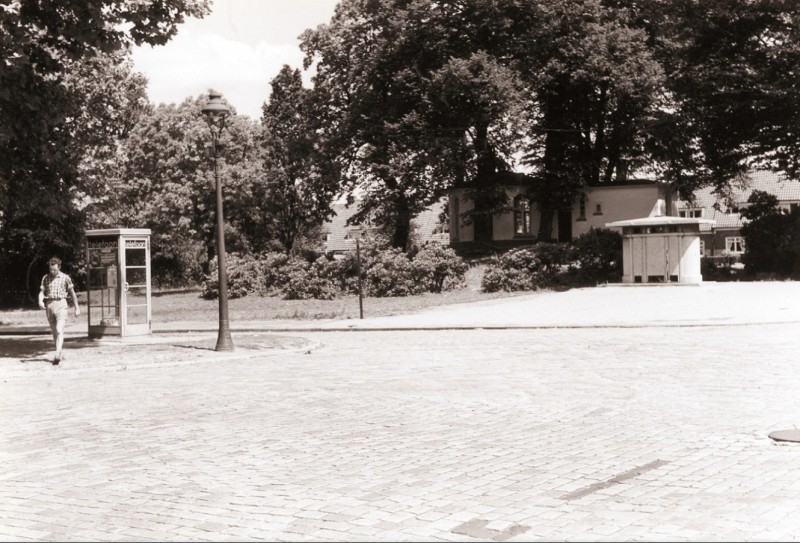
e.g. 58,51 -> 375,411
3,319 -> 800,336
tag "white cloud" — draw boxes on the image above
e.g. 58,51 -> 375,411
132,27 -> 307,119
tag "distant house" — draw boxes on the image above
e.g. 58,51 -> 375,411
449,179 -> 670,252
322,200 -> 449,256
677,170 -> 800,258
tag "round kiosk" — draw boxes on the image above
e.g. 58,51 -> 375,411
606,211 -> 715,285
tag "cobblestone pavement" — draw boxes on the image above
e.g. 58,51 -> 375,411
2,324 -> 800,542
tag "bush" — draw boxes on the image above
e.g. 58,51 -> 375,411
201,252 -> 265,299
411,243 -> 469,293
150,236 -> 206,289
363,246 -> 421,297
202,241 -> 471,300
480,231 -> 622,293
740,193 -> 800,277
260,251 -> 291,294
569,228 -> 622,284
701,256 -> 738,281
281,256 -> 339,300
481,246 -> 553,292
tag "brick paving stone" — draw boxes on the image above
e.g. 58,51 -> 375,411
3,324 -> 800,541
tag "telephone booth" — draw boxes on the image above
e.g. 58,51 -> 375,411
85,229 -> 152,338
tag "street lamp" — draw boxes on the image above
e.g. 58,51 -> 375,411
202,90 -> 234,351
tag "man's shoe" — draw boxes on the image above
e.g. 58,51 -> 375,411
52,352 -> 61,365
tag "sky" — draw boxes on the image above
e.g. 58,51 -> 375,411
131,0 -> 340,119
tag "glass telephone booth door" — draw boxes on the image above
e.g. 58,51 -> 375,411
86,228 -> 152,338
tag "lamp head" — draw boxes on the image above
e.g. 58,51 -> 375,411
202,90 -> 230,134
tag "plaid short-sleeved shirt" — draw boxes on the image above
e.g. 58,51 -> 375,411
41,272 -> 74,300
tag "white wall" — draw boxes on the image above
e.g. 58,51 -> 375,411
449,190 -> 473,242
574,184 -> 663,237
451,183 -> 663,243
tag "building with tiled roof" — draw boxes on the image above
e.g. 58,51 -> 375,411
322,199 -> 449,255
677,170 -> 800,257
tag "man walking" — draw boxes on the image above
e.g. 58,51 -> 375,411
39,257 -> 80,365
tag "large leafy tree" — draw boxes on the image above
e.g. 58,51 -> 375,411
301,0 -> 534,249
304,0 -> 800,245
516,0 -> 664,240
740,190 -> 800,275
258,65 -> 339,254
637,0 -> 800,197
88,96 -> 265,283
0,0 -> 210,304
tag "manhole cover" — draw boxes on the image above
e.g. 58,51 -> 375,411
769,429 -> 800,443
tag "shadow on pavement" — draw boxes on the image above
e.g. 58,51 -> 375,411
0,336 -> 98,362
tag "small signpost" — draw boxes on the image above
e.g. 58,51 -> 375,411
356,238 -> 364,319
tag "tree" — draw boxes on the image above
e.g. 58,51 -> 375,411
87,96 -> 266,285
0,0 -> 210,304
258,65 -> 339,254
629,0 -> 800,198
740,190 -> 800,276
514,0 -> 664,240
304,0 -> 800,247
301,0 -> 534,249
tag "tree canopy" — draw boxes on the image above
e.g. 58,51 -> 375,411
0,0 -> 210,304
302,0 -> 800,243
259,65 -> 340,253
3,0 -> 800,303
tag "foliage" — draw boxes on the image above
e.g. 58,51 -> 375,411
328,240 -> 420,297
481,246 -> 558,293
740,190 -> 800,276
301,0 -> 533,249
258,66 -> 339,253
201,253 -> 266,300
304,0 -> 800,244
701,256 -> 740,282
639,0 -> 800,191
280,256 -> 339,301
410,243 -> 469,293
520,0 -> 664,239
87,97 -> 266,270
480,230 -> 622,293
260,251 -> 292,294
0,0 -> 210,304
199,241 -> 470,300
151,237 -> 206,289
569,229 -> 623,285
363,246 -> 422,297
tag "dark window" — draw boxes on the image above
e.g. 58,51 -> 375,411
513,195 -> 532,235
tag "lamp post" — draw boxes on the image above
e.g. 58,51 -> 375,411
202,90 -> 234,351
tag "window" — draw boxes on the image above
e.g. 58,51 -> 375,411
513,195 -> 532,235
725,237 -> 745,254
680,208 -> 703,218
593,203 -> 603,215
578,195 -> 586,221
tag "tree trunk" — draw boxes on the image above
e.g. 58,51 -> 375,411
471,122 -> 498,243
390,197 -> 412,251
